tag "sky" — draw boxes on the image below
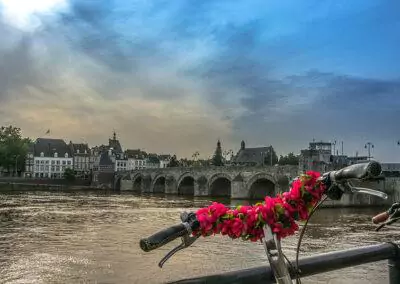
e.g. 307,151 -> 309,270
0,0 -> 399,161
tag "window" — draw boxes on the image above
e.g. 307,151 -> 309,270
45,160 -> 49,164
40,152 -> 44,157
56,166 -> 60,172
77,149 -> 80,154
35,160 -> 39,164
54,152 -> 58,158
56,160 -> 60,165
51,160 -> 55,165
62,160 -> 66,165
65,153 -> 69,158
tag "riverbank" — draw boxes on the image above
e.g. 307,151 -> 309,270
0,177 -> 100,192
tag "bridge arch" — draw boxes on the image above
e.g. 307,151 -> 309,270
177,172 -> 195,195
132,173 -> 143,192
246,173 -> 276,200
208,173 -> 232,197
151,174 -> 166,193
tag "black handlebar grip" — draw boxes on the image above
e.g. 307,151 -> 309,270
333,161 -> 381,182
140,223 -> 189,252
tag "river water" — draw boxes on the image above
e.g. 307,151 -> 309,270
0,190 -> 398,284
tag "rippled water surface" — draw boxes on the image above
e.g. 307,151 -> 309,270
0,190 -> 398,284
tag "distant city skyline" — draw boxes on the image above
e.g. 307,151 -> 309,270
1,1 -> 399,162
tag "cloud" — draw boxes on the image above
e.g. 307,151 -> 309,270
0,0 -> 399,161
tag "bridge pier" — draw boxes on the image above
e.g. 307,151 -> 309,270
142,175 -> 152,193
231,179 -> 247,199
194,176 -> 208,196
165,176 -> 178,194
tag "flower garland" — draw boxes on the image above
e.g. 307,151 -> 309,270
193,171 -> 326,241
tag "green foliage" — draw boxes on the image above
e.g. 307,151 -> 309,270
211,140 -> 224,166
167,155 -> 180,167
278,152 -> 300,165
64,168 -> 76,181
264,146 -> 278,166
0,125 -> 31,174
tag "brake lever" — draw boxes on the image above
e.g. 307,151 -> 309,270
344,181 -> 388,200
158,212 -> 199,268
158,233 -> 199,268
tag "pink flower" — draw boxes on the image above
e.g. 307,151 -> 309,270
193,170 -> 324,241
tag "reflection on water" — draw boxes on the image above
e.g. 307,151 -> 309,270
0,190 -> 397,284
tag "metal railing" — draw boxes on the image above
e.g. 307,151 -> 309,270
169,242 -> 400,284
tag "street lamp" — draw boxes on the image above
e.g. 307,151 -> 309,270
364,142 -> 374,160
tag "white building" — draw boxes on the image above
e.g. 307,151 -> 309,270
158,155 -> 171,168
32,138 -> 73,178
125,149 -> 147,170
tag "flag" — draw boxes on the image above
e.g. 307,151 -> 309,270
45,129 -> 50,135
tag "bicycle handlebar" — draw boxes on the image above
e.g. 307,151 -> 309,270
140,223 -> 191,252
140,212 -> 199,252
139,162 -> 384,254
329,161 -> 381,182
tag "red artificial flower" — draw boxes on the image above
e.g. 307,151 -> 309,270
194,171 -> 326,241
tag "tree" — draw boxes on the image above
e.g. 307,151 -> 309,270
211,140 -> 224,166
64,168 -> 76,182
0,125 -> 31,175
167,155 -> 180,167
278,152 -> 300,166
263,146 -> 278,166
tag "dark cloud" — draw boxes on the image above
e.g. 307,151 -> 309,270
0,19 -> 37,102
231,70 -> 400,150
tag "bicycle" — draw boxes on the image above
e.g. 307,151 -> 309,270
140,161 -> 389,283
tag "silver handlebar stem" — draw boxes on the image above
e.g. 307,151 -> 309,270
262,225 -> 293,284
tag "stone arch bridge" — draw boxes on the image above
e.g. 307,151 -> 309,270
113,165 -> 299,199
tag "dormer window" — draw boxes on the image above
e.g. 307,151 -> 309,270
54,152 -> 58,158
40,152 -> 44,157
84,149 -> 87,154
77,149 -> 80,154
65,153 -> 69,158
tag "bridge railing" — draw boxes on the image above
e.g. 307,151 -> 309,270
168,242 -> 400,284
118,164 -> 299,174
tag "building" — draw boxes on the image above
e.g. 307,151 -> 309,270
91,131 -> 126,186
24,142 -> 35,178
69,142 -> 91,179
232,140 -> 275,166
379,163 -> 400,177
32,138 -> 73,178
299,141 -> 333,173
91,149 -> 115,187
347,156 -> 370,165
125,149 -> 147,170
158,154 -> 171,168
114,151 -> 128,172
146,154 -> 160,168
